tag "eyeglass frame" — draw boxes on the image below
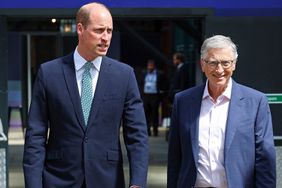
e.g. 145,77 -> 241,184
203,59 -> 235,69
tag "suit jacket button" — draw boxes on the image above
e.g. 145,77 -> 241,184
84,137 -> 88,143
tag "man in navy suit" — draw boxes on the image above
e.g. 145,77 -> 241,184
169,52 -> 192,102
167,35 -> 276,188
23,2 -> 148,188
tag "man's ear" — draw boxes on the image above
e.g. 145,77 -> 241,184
200,60 -> 205,72
76,23 -> 84,35
232,61 -> 236,71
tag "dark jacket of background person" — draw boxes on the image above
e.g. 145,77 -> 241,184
171,63 -> 190,92
169,53 -> 195,102
140,69 -> 166,97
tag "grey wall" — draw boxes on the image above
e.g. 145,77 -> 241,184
205,16 -> 282,138
0,17 -> 8,143
0,16 -> 9,188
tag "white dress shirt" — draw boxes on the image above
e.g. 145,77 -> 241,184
195,79 -> 232,188
73,47 -> 102,97
144,70 -> 158,94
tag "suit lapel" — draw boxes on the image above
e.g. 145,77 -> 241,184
190,85 -> 205,168
87,57 -> 112,128
224,81 -> 244,156
62,54 -> 85,131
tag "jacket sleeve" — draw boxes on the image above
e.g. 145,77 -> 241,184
122,68 -> 149,188
23,67 -> 48,188
255,95 -> 276,187
167,96 -> 181,188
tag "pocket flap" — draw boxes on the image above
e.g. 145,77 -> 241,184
107,150 -> 119,161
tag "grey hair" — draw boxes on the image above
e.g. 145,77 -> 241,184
200,35 -> 238,61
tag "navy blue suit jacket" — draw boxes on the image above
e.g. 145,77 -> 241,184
23,53 -> 149,188
167,80 -> 276,188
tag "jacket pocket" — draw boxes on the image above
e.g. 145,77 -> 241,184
46,150 -> 62,160
107,150 -> 120,162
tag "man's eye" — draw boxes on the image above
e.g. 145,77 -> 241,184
209,61 -> 218,66
107,29 -> 112,34
94,29 -> 104,34
222,61 -> 230,66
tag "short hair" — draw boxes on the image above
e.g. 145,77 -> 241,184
200,35 -> 238,61
147,59 -> 155,65
173,52 -> 185,62
76,2 -> 111,27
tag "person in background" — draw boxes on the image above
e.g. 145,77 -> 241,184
23,2 -> 148,188
167,35 -> 276,188
141,59 -> 164,136
169,52 -> 191,102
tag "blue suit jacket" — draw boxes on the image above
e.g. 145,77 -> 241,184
167,80 -> 276,188
23,53 -> 149,188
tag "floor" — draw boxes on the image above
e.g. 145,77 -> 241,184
7,109 -> 282,188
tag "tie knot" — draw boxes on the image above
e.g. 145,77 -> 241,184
84,62 -> 93,71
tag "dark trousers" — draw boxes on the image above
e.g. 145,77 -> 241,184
143,94 -> 160,136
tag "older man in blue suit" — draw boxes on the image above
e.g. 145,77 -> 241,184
23,2 -> 148,188
167,35 -> 276,188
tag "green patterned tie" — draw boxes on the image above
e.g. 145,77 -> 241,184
81,62 -> 93,125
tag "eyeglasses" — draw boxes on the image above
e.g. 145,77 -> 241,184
203,60 -> 235,69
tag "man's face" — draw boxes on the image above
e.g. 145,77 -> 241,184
77,7 -> 113,59
147,62 -> 155,72
201,48 -> 236,90
173,55 -> 179,66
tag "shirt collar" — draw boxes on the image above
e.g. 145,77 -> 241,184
74,47 -> 102,72
202,78 -> 233,100
147,69 -> 157,74
177,63 -> 184,69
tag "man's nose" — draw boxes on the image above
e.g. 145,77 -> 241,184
215,63 -> 224,72
101,31 -> 110,40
